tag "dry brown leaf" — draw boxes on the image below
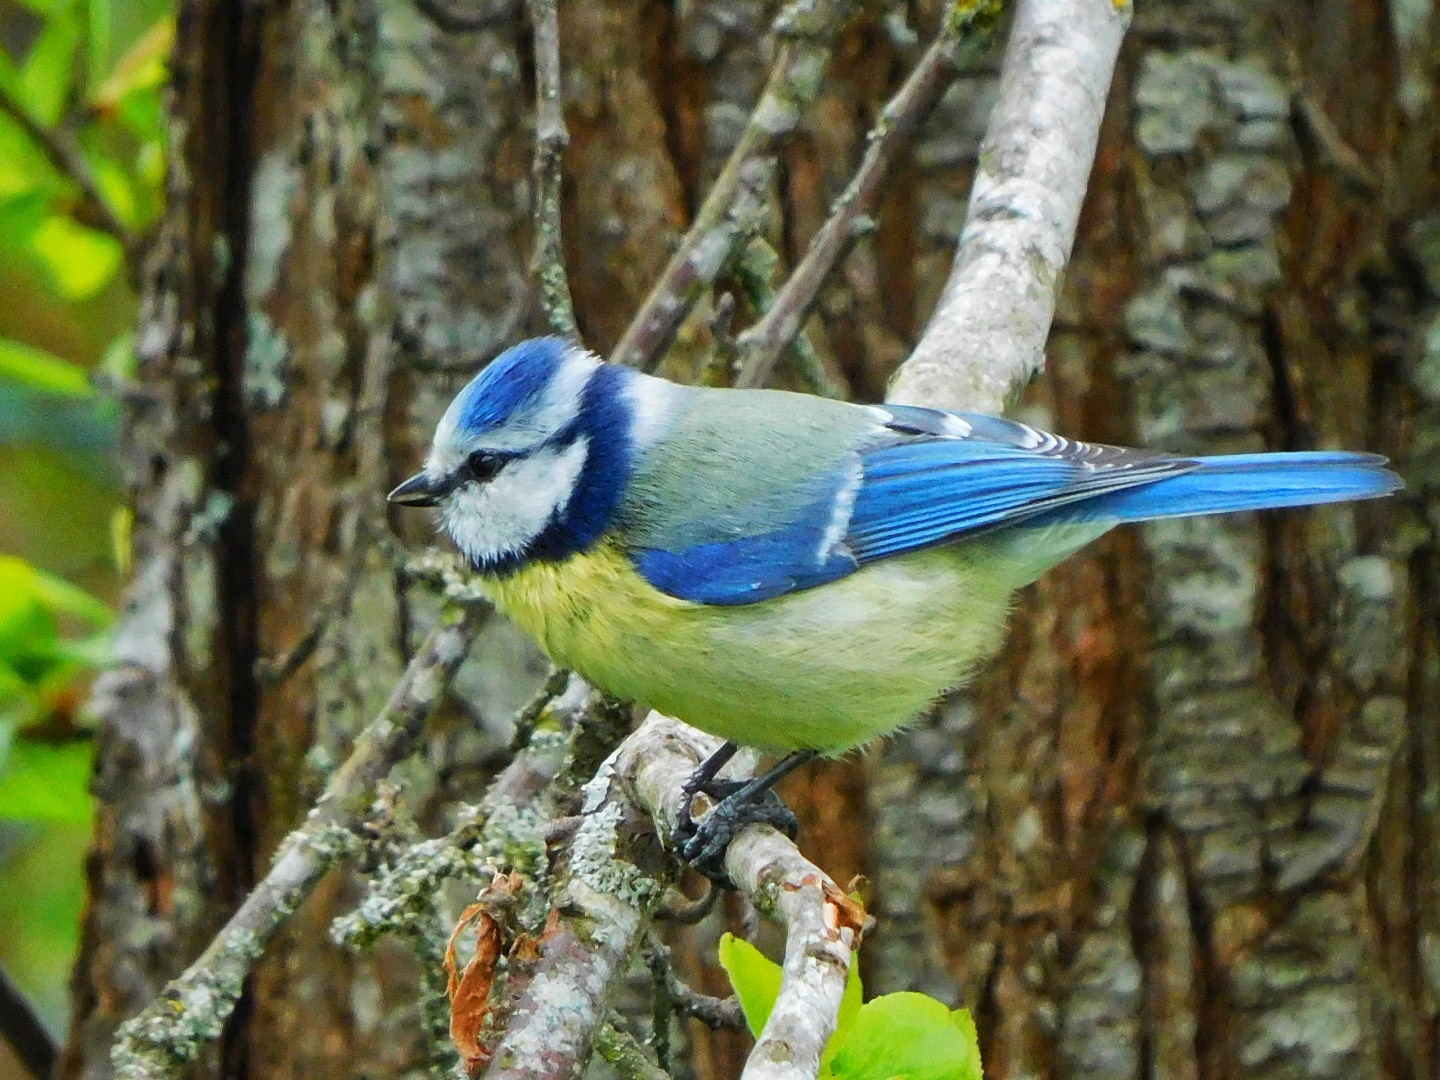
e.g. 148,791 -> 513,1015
443,872 -> 525,1074
821,877 -> 868,939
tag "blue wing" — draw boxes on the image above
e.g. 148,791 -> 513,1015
629,403 -> 1396,606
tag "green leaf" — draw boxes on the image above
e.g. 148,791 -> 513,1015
0,117 -> 65,199
88,150 -> 139,227
0,338 -> 93,397
718,933 -> 783,1038
92,18 -> 173,112
0,737 -> 94,823
0,189 -> 53,246
29,214 -> 123,299
19,1 -> 83,126
29,563 -> 111,625
0,558 -> 60,678
86,0 -> 112,91
828,994 -> 983,1080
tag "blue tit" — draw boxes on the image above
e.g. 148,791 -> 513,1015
390,336 -> 1400,868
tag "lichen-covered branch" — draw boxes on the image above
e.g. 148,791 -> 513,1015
609,0 -> 863,371
477,748 -> 669,1080
111,606 -> 484,1080
733,2 -> 1007,390
525,0 -> 579,340
618,714 -> 860,1080
887,0 -> 1132,415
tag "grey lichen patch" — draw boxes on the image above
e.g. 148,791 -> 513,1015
245,153 -> 300,302
1213,60 -> 1289,120
1190,155 -> 1292,245
566,799 -> 655,907
1134,50 -> 1219,155
243,311 -> 292,411
1125,285 -> 1194,355
1335,555 -> 1405,691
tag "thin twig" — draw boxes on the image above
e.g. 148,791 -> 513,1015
0,964 -> 58,1080
618,715 -> 860,1080
595,1015 -> 671,1080
645,934 -> 746,1031
609,0 -> 864,372
887,0 -> 1133,414
733,3 -> 1007,390
731,238 -> 841,396
111,606 -> 484,1080
509,667 -> 572,752
0,86 -> 142,266
525,0 -> 579,340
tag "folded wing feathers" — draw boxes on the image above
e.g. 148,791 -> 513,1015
841,408 -> 1198,562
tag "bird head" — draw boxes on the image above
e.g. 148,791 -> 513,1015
389,337 -> 639,574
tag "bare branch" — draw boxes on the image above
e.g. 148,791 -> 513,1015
111,606 -> 484,1080
645,934 -> 746,1031
525,0 -> 579,340
734,3 -> 1007,390
0,86 -> 142,267
609,0 -> 864,371
618,715 -> 859,1080
888,0 -> 1132,414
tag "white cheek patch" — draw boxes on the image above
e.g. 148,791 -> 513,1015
441,438 -> 590,567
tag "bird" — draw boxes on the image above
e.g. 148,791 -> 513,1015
389,336 -> 1400,875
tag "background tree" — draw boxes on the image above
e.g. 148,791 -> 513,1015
0,0 -> 1431,1078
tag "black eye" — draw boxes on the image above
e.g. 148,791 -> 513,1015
466,450 -> 504,483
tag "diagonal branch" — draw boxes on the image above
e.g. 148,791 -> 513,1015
525,0 -> 579,340
733,2 -> 1007,390
111,606 -> 485,1080
887,0 -> 1132,415
0,86 -> 142,268
609,0 -> 864,372
0,964 -> 58,1080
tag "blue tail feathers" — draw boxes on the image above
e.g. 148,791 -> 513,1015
1039,451 -> 1401,525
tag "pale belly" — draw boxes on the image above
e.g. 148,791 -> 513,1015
480,542 -> 1025,754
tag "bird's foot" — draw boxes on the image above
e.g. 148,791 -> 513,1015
676,781 -> 801,884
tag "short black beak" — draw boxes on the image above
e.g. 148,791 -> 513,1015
387,472 -> 444,507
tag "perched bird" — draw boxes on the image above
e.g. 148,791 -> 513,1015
390,337 -> 1400,872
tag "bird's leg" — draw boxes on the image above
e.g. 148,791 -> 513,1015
677,749 -> 818,883
677,741 -> 740,837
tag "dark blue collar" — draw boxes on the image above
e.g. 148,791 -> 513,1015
474,363 -> 634,576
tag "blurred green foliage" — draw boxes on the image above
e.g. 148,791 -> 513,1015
0,0 -> 173,1038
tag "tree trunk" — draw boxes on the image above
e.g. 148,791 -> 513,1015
64,2 -> 1438,1079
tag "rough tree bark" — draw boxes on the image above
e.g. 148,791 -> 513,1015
63,2 -> 1437,1080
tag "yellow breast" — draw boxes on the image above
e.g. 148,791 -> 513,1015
478,541 -> 1016,754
